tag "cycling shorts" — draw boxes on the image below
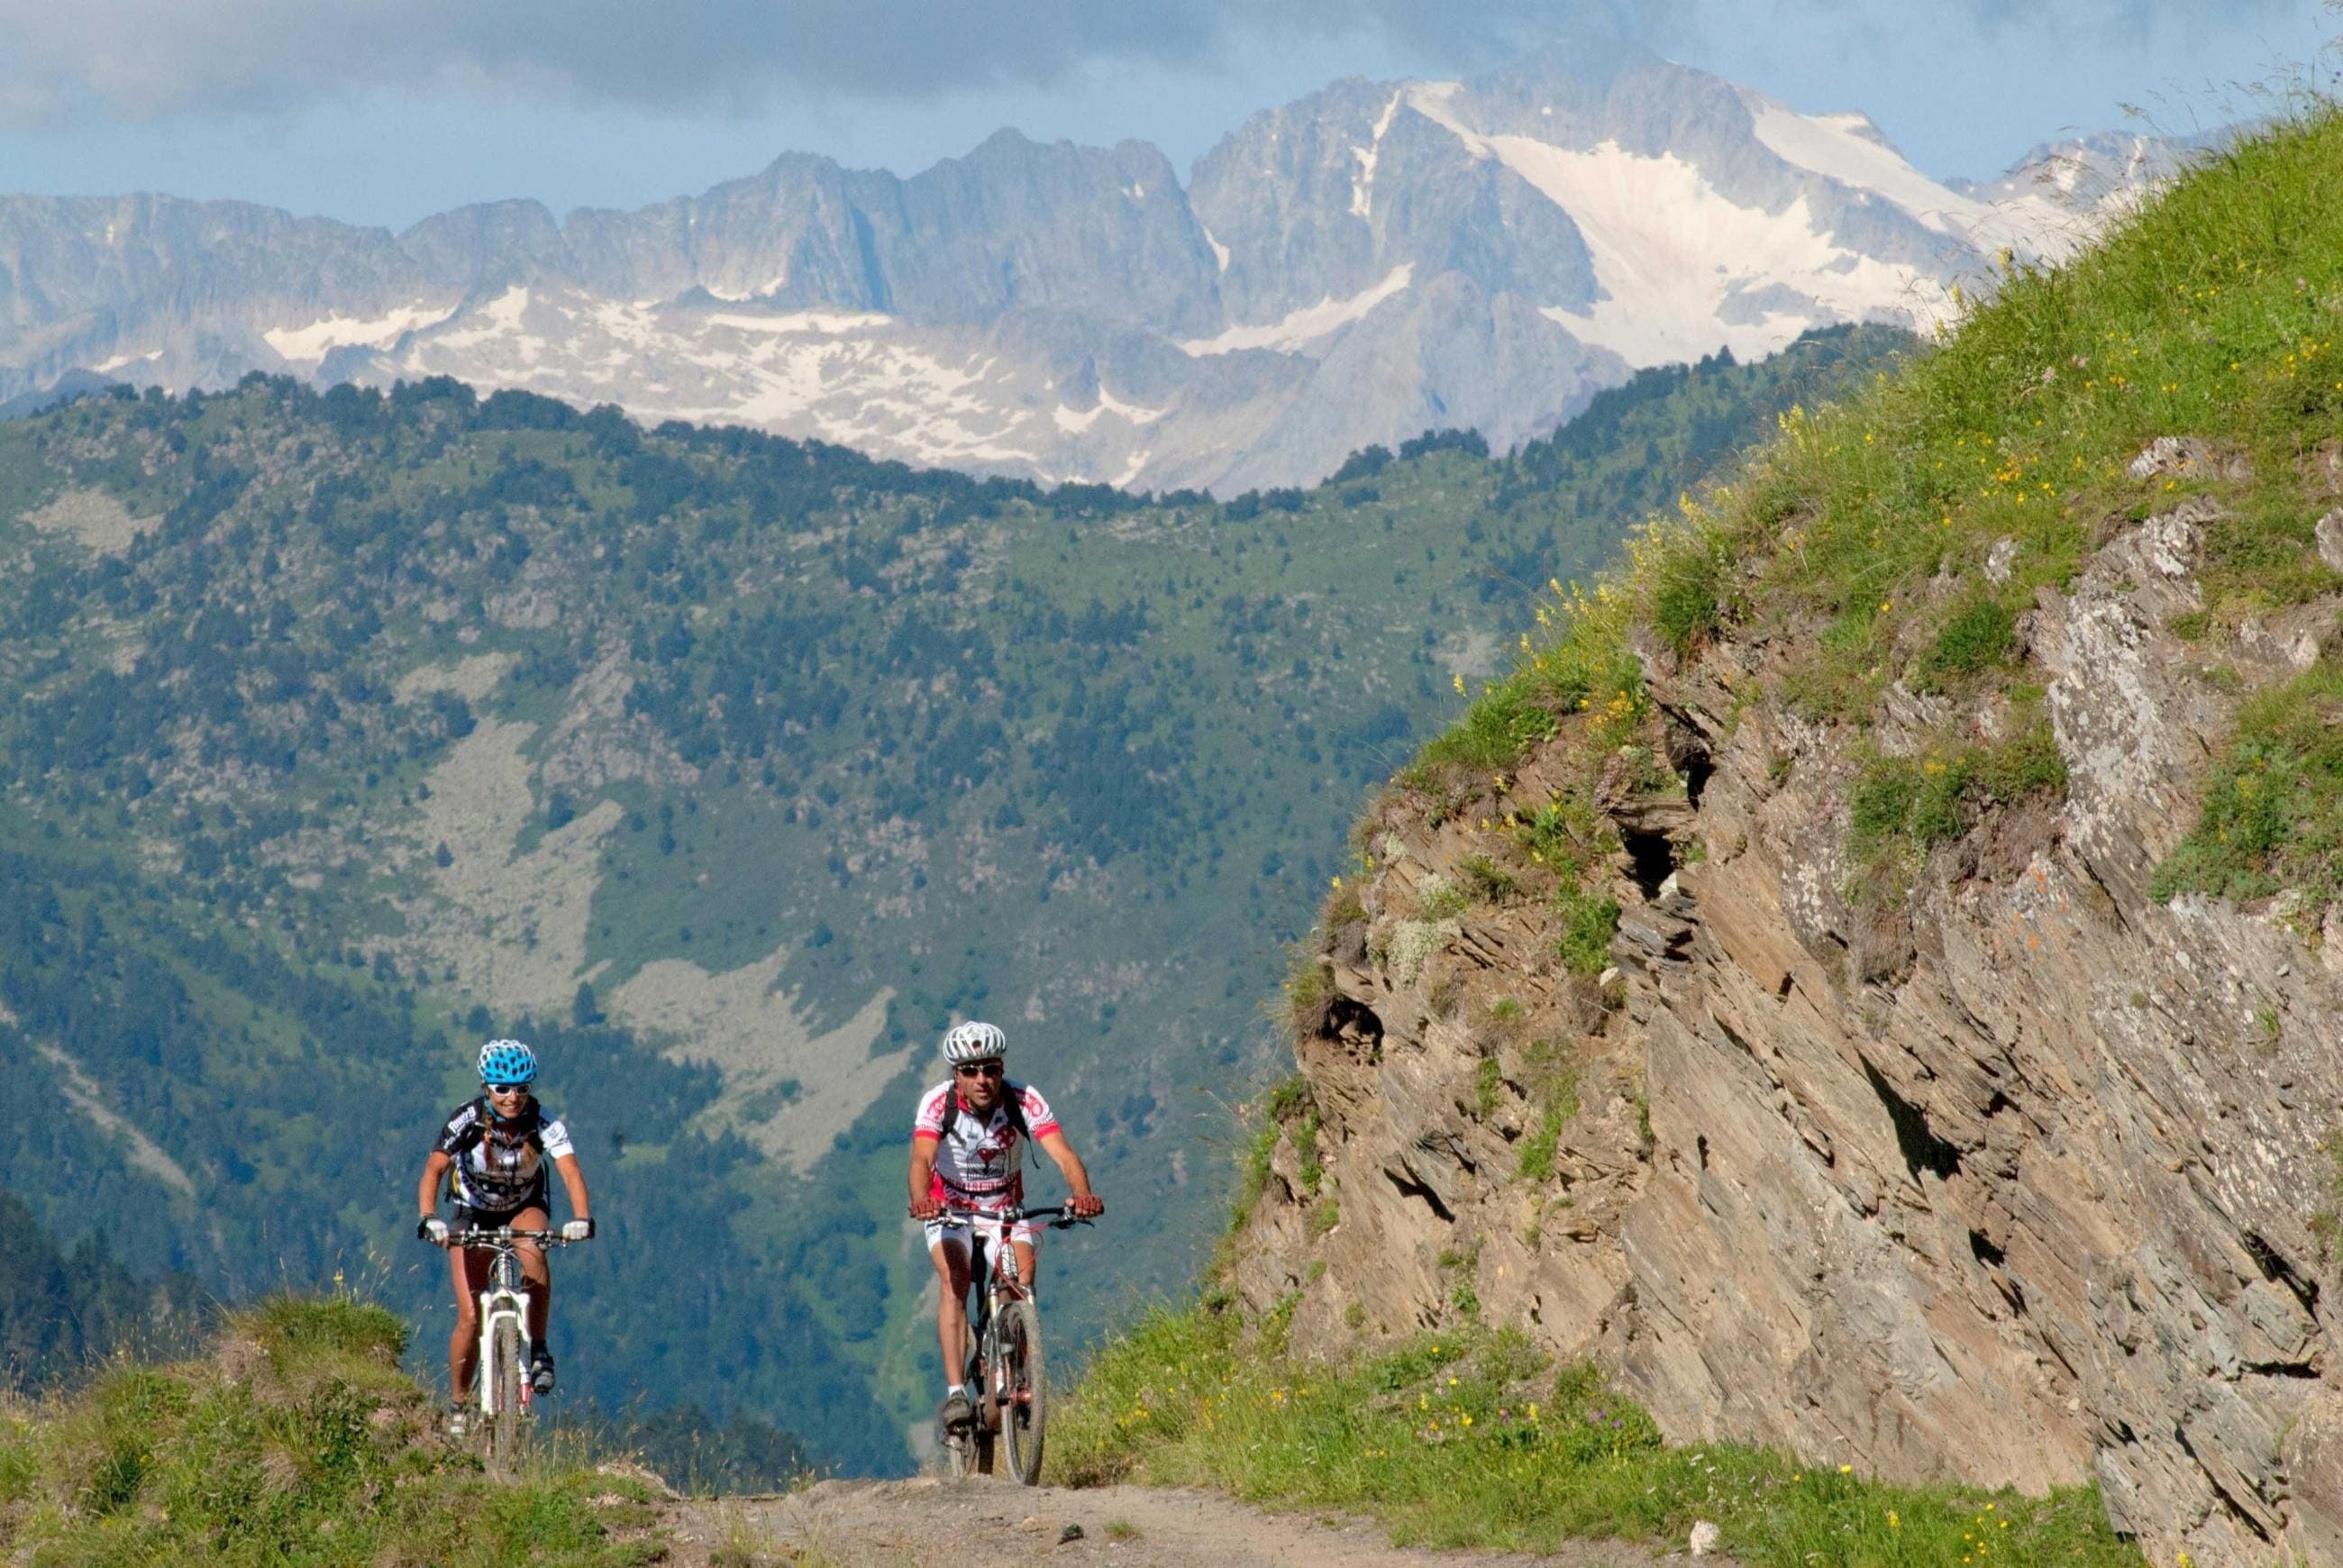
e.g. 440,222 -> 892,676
924,1210 -> 1040,1256
452,1200 -> 546,1238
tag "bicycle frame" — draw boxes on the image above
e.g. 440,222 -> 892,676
933,1203 -> 1089,1484
451,1227 -> 575,1423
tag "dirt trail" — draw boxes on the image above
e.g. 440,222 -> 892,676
659,1476 -> 1720,1566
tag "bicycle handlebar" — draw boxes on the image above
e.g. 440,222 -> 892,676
443,1226 -> 587,1248
934,1203 -> 1096,1231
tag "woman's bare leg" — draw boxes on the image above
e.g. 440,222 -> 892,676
512,1205 -> 552,1347
448,1244 -> 491,1399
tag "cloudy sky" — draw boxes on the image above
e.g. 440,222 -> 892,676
0,0 -> 2331,227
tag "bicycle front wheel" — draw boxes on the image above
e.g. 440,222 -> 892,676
998,1299 -> 1046,1485
488,1320 -> 524,1473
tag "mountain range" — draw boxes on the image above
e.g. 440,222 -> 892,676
0,44 -> 2168,494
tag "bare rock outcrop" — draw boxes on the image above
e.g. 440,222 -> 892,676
1232,498 -> 2343,1564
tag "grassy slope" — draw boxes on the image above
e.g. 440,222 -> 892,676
1052,85 -> 2343,1568
0,328 -> 1899,1469
0,1296 -> 661,1565
1051,1305 -> 2135,1566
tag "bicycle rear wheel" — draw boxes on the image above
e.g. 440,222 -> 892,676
488,1320 -> 524,1473
998,1299 -> 1046,1486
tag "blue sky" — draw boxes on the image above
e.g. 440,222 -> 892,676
0,0 -> 2330,228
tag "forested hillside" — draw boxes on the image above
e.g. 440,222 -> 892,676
0,324 -> 1902,1469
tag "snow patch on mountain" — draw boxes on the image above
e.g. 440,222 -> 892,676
1180,264 -> 1415,356
1518,140 -> 1943,365
1351,90 -> 1407,219
1399,80 -> 1481,148
1745,97 -> 1984,235
702,309 -> 895,335
264,303 -> 455,363
1053,386 -> 1166,433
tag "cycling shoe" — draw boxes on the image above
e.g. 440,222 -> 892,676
530,1352 -> 557,1395
939,1387 -> 972,1429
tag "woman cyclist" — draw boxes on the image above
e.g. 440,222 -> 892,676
416,1039 -> 594,1435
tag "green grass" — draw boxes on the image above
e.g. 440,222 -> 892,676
2152,661 -> 2343,902
0,1294 -> 659,1565
1517,1100 -> 1570,1185
1512,1038 -> 1580,1184
1554,886 -> 1621,976
1847,723 -> 2066,876
1050,1305 -> 2138,1566
1473,1058 -> 1503,1118
1921,592 -> 2019,683
1292,1108 -> 1324,1196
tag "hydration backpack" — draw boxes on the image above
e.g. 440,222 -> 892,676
939,1081 -> 1032,1145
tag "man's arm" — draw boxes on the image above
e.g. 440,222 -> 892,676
907,1135 -> 943,1218
1036,1130 -> 1103,1217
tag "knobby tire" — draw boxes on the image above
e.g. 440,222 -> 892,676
1000,1299 -> 1046,1485
488,1320 -> 524,1474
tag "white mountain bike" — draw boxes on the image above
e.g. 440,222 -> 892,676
937,1204 -> 1092,1485
449,1226 -> 584,1472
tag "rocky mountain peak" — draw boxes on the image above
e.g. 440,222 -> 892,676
0,45 -> 2173,494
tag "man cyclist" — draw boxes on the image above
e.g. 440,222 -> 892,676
907,1020 -> 1103,1431
416,1039 -> 594,1435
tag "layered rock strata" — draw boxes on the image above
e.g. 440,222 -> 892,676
1234,485 -> 2343,1563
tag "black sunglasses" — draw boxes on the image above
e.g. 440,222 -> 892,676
955,1062 -> 1005,1079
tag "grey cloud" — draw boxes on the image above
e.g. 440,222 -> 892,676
0,0 -> 1654,124
0,0 -> 2290,126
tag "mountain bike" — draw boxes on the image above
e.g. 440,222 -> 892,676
447,1226 -> 584,1472
936,1204 -> 1091,1485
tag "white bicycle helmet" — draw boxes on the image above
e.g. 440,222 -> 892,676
941,1020 -> 1007,1066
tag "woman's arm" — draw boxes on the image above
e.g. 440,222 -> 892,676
417,1150 -> 451,1221
555,1153 -> 590,1222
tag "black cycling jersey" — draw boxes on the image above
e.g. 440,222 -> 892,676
433,1097 -> 574,1214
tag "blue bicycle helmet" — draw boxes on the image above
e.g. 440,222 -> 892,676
477,1038 -> 539,1087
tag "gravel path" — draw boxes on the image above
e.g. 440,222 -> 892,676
657,1475 -> 1725,1566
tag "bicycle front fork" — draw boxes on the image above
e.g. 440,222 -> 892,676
477,1290 -> 533,1418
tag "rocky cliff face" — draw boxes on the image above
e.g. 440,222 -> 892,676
1234,457 -> 2343,1563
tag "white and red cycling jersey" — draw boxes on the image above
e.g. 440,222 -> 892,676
912,1079 -> 1061,1211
